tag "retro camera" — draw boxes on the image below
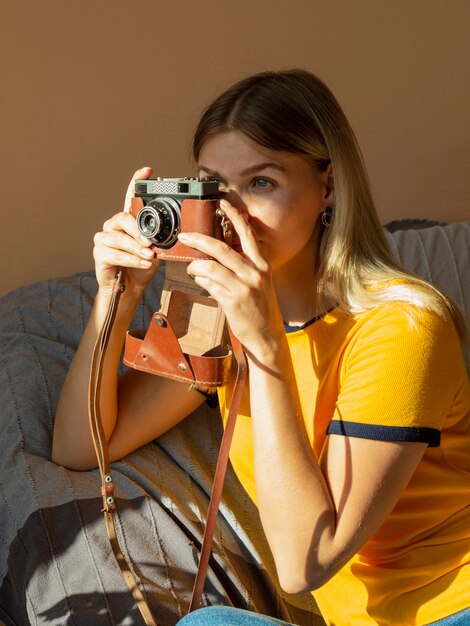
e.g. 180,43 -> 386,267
134,177 -> 221,249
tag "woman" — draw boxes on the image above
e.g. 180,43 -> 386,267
52,69 -> 470,625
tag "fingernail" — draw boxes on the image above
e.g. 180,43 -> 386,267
178,232 -> 190,241
219,199 -> 231,209
141,248 -> 153,258
140,259 -> 152,267
140,235 -> 151,244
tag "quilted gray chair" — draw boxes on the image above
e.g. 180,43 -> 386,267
0,220 -> 469,626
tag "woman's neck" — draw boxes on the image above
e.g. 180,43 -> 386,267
273,262 -> 321,326
273,227 -> 324,326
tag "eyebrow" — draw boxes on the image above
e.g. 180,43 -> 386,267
199,162 -> 286,182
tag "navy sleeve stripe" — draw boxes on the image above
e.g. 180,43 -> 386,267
326,421 -> 441,447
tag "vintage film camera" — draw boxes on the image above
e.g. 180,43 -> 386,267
124,178 -> 232,389
132,177 -> 226,256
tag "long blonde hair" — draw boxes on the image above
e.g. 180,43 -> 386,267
192,69 -> 467,342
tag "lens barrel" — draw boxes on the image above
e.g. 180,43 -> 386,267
136,198 -> 181,248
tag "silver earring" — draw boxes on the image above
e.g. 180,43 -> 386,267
321,205 -> 335,227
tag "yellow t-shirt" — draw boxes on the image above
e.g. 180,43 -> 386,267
218,303 -> 470,626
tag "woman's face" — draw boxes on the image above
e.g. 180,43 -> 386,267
198,131 -> 332,278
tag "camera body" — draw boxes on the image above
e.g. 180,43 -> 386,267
131,177 -> 225,262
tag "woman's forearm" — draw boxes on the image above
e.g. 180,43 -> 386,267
52,285 -> 144,470
247,339 -> 338,592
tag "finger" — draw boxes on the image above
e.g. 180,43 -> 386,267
94,243 -> 156,270
218,199 -> 266,268
94,229 -> 155,262
178,227 -> 266,277
182,234 -> 252,288
187,258 -> 232,284
190,271 -> 231,299
103,211 -> 153,248
187,256 -> 258,301
123,166 -> 153,213
178,231 -> 240,268
97,213 -> 155,267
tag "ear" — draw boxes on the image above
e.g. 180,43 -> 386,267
323,163 -> 335,204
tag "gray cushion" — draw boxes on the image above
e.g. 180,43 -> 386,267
386,221 -> 470,373
0,221 -> 468,626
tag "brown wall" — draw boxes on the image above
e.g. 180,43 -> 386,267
1,0 -> 469,296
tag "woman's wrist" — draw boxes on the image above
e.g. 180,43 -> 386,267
94,281 -> 145,327
245,327 -> 290,375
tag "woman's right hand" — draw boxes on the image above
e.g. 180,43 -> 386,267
93,167 -> 160,295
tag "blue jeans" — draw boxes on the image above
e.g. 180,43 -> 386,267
428,607 -> 470,624
177,606 -> 296,625
177,606 -> 470,626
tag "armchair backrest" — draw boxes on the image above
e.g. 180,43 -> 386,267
385,221 -> 470,374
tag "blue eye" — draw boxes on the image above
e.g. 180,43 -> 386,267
252,177 -> 272,190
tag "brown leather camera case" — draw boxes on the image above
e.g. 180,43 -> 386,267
124,198 -> 232,387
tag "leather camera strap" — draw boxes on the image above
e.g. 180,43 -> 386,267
189,326 -> 246,611
89,268 -> 247,625
89,268 -> 157,626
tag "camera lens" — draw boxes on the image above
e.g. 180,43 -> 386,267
136,198 -> 181,248
139,210 -> 160,238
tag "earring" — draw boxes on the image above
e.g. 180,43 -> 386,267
321,204 -> 335,227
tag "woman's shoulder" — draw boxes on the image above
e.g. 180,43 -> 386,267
340,301 -> 467,381
353,300 -> 455,337
324,299 -> 454,337
316,299 -> 462,367
302,298 -> 466,378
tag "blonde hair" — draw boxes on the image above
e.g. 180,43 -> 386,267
192,69 -> 467,342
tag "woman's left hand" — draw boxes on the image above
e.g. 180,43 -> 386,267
178,199 -> 284,365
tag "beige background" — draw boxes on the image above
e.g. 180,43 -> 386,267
1,0 -> 469,296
